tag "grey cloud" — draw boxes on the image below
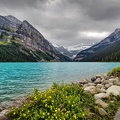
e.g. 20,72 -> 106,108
0,0 -> 120,46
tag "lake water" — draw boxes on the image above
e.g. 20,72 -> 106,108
0,62 -> 120,105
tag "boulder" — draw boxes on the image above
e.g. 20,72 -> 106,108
79,79 -> 88,85
84,86 -> 96,94
95,99 -> 108,108
83,84 -> 89,88
106,85 -> 120,96
0,107 -> 4,112
88,83 -> 95,86
96,84 -> 104,89
94,93 -> 109,99
105,84 -> 111,89
99,88 -> 106,93
98,108 -> 107,116
96,75 -> 102,78
94,78 -> 101,84
0,109 -> 9,120
101,80 -> 109,85
113,81 -> 120,86
91,77 -> 96,82
114,108 -> 120,120
109,78 -> 119,83
109,83 -> 113,86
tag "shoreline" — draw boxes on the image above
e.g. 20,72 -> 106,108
0,73 -> 120,119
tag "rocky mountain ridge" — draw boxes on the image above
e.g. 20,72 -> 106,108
0,15 -> 71,62
74,28 -> 120,61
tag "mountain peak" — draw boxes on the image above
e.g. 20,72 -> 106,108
4,15 -> 22,29
74,28 -> 120,61
115,28 -> 120,32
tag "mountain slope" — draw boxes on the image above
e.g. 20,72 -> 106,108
0,15 -> 71,62
74,28 -> 120,61
79,39 -> 120,62
0,41 -> 54,62
53,44 -> 74,58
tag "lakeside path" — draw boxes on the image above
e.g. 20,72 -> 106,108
0,74 -> 120,120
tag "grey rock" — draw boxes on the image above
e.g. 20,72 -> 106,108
113,81 -> 120,86
0,109 -> 10,120
0,107 -> 4,112
105,84 -> 111,89
109,83 -> 113,86
94,93 -> 109,99
95,99 -> 108,108
88,83 -> 95,86
106,85 -> 120,96
91,77 -> 96,82
114,108 -> 120,120
94,78 -> 101,84
84,86 -> 96,94
83,84 -> 89,88
99,88 -> 106,93
96,84 -> 104,89
109,78 -> 119,83
98,108 -> 107,116
80,79 -> 88,84
102,80 -> 109,85
96,75 -> 102,78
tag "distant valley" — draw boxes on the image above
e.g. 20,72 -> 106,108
53,43 -> 91,59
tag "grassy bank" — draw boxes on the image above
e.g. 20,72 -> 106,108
7,67 -> 120,120
7,84 -> 120,120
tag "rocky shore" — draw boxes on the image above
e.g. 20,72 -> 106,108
0,74 -> 120,120
79,74 -> 120,118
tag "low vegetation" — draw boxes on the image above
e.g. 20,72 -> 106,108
108,66 -> 120,77
7,81 -> 120,120
0,40 -> 54,62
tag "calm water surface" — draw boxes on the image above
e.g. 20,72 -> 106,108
0,62 -> 120,105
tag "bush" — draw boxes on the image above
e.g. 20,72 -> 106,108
7,82 -> 120,120
8,83 -> 95,120
108,66 -> 120,77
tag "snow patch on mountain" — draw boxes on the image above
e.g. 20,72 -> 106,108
52,43 -> 91,59
66,43 -> 91,51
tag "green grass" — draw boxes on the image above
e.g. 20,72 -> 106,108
8,83 -> 96,120
7,82 -> 120,120
0,40 -> 11,45
107,66 -> 120,77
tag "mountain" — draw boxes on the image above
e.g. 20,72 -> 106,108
0,15 -> 71,62
53,43 -> 90,59
52,43 -> 74,58
74,28 -> 120,61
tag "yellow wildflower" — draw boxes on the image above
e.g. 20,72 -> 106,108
82,113 -> 85,117
23,113 -> 26,117
73,114 -> 77,119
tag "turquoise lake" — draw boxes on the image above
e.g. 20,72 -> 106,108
0,62 -> 120,105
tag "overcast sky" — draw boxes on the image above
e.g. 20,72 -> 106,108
0,0 -> 120,47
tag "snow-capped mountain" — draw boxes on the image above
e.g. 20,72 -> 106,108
67,43 -> 91,51
52,43 -> 91,59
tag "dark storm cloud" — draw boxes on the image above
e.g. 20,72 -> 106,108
0,0 -> 120,46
